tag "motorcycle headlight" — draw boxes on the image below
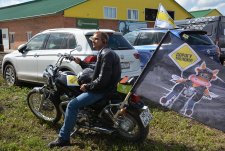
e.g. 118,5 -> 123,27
46,65 -> 54,76
42,65 -> 55,85
43,73 -> 51,85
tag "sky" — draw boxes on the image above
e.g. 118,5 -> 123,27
0,0 -> 225,15
0,0 -> 32,7
175,0 -> 225,16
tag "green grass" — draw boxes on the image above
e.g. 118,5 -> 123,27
1,76 -> 225,151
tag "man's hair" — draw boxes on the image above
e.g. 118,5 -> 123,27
95,31 -> 109,44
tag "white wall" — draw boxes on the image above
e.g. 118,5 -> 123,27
1,28 -> 9,49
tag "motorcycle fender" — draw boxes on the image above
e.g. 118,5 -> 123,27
126,105 -> 148,114
126,105 -> 153,128
31,87 -> 43,93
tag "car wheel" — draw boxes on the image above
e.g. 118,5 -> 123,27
3,64 -> 19,86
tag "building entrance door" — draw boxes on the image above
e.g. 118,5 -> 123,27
2,28 -> 9,50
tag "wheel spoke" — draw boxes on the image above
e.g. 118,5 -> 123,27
28,92 -> 57,121
117,113 -> 141,141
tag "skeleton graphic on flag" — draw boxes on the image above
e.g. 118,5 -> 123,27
154,3 -> 176,29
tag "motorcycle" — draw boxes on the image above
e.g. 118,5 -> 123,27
27,47 -> 152,142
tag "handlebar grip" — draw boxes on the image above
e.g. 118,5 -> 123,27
70,56 -> 75,61
64,55 -> 74,61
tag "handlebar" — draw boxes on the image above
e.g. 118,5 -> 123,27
55,45 -> 82,66
56,54 -> 74,67
65,55 -> 75,61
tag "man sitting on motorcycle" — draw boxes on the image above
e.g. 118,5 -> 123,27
48,31 -> 121,148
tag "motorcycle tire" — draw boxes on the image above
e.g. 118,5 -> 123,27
27,90 -> 62,124
117,112 -> 149,142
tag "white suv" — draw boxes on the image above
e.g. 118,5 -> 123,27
2,28 -> 141,86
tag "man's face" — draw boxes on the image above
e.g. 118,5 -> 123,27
91,33 -> 104,50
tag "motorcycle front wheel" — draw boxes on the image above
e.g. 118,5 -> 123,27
27,90 -> 62,124
117,112 -> 149,142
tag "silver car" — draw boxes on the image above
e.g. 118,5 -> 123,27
2,28 -> 141,86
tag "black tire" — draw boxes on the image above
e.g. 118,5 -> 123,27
27,90 -> 62,124
117,112 -> 149,142
3,64 -> 19,86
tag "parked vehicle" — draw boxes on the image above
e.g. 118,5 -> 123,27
124,28 -> 221,68
27,49 -> 152,142
124,29 -> 165,68
2,28 -> 141,86
175,16 -> 225,64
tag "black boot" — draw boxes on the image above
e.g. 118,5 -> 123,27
48,137 -> 70,148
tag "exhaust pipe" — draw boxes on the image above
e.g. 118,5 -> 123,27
81,126 -> 115,134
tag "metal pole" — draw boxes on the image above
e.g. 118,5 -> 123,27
113,92 -> 132,118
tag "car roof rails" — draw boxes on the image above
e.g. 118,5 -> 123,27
137,27 -> 182,30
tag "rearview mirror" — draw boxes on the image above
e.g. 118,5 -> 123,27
18,44 -> 27,53
75,45 -> 82,52
69,45 -> 82,54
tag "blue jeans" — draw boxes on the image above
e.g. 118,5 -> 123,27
59,91 -> 105,141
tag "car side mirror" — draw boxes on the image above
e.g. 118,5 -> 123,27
18,44 -> 27,53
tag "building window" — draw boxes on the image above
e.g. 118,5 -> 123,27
2,34 -> 6,38
145,8 -> 174,21
27,32 -> 32,41
9,32 -> 15,43
104,7 -> 117,19
128,9 -> 139,20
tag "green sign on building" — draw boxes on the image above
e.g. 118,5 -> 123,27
77,18 -> 99,29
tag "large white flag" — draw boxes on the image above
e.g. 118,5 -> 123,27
154,3 -> 176,29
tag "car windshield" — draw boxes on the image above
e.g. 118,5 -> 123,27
86,34 -> 134,50
123,31 -> 139,45
180,33 -> 214,45
136,32 -> 166,46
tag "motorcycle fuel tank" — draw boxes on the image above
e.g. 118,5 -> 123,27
55,71 -> 79,89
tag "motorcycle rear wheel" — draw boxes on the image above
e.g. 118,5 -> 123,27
117,112 -> 149,142
27,90 -> 62,124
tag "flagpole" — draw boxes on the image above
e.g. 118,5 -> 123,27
154,3 -> 161,28
113,92 -> 132,118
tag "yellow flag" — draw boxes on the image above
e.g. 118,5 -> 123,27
154,3 -> 176,29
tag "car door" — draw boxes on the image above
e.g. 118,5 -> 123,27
36,32 -> 77,82
16,33 -> 48,82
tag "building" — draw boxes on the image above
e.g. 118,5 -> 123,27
0,0 -> 192,50
190,9 -> 223,18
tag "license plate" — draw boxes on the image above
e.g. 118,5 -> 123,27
121,62 -> 130,69
139,106 -> 152,127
